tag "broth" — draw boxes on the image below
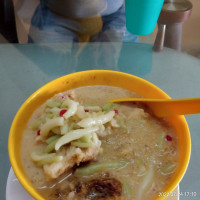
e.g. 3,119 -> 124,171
21,86 -> 178,200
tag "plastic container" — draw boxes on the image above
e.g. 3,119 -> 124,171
125,0 -> 164,35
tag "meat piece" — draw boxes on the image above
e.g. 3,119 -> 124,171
87,178 -> 122,199
43,140 -> 101,179
128,107 -> 149,120
76,178 -> 122,199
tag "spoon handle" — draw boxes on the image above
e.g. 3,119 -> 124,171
109,97 -> 200,117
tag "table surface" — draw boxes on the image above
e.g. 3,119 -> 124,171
0,42 -> 200,200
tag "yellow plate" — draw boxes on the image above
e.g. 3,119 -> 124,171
8,70 -> 191,200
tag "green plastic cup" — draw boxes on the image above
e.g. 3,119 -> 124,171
125,0 -> 164,35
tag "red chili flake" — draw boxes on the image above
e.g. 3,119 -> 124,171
114,109 -> 119,114
85,109 -> 89,112
166,135 -> 173,141
60,109 -> 67,116
61,95 -> 66,99
37,130 -> 40,136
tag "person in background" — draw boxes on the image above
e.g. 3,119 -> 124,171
28,0 -> 139,43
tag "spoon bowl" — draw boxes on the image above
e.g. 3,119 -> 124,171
108,97 -> 200,117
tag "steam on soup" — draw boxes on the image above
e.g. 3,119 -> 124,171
21,85 -> 178,200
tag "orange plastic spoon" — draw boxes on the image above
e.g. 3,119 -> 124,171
108,97 -> 200,117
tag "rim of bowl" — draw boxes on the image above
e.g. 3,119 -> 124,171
8,70 -> 191,200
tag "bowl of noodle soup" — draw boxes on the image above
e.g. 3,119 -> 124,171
8,70 -> 191,200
